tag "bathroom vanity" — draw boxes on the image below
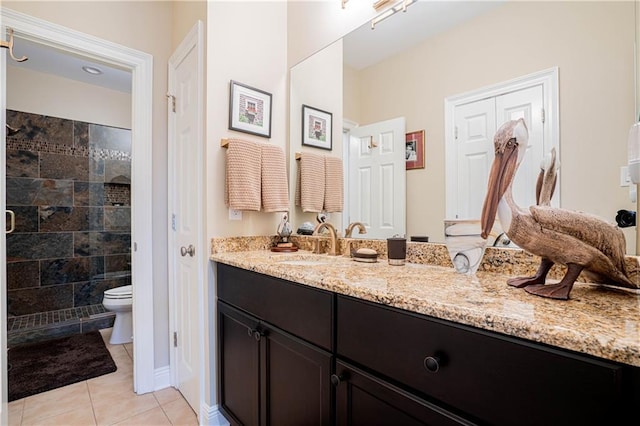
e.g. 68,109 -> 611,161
213,251 -> 640,426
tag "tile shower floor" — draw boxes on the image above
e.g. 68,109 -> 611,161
8,328 -> 198,426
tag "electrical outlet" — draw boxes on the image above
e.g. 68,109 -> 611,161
620,166 -> 630,187
229,208 -> 242,221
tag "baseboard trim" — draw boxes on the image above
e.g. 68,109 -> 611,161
200,403 -> 230,426
153,366 -> 171,391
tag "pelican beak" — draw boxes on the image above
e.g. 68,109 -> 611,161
480,138 -> 519,239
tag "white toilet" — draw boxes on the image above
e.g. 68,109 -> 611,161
102,285 -> 133,344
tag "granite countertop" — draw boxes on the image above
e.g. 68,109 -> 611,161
211,249 -> 640,367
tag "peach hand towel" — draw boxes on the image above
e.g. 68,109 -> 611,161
261,144 -> 289,212
323,156 -> 344,213
295,152 -> 325,213
225,139 -> 261,211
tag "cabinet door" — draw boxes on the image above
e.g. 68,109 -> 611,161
337,295 -> 627,425
335,361 -> 474,426
217,263 -> 334,350
218,302 -> 261,426
262,325 -> 333,426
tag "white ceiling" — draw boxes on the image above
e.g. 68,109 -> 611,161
344,1 -> 505,70
7,37 -> 132,94
4,1 -> 501,91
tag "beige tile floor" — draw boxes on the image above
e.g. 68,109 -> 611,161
8,328 -> 198,426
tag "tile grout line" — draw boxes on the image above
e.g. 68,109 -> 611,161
86,379 -> 99,426
156,398 -> 175,426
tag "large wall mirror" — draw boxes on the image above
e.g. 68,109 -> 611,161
290,1 -> 637,253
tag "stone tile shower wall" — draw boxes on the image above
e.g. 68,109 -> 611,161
5,110 -> 131,344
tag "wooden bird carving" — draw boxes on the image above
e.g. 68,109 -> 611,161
480,118 -> 637,299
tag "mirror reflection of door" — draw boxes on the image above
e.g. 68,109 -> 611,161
447,71 -> 558,222
347,117 -> 406,239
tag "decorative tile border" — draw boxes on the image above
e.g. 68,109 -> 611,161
7,138 -> 132,161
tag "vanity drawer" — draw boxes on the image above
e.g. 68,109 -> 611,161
337,295 -> 627,425
217,263 -> 333,350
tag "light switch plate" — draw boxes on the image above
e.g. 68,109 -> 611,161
620,166 -> 630,187
229,208 -> 242,221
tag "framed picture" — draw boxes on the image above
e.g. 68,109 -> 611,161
405,130 -> 425,170
229,80 -> 272,138
302,105 -> 332,150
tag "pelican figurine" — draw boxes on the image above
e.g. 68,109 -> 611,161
480,118 -> 637,299
277,212 -> 293,244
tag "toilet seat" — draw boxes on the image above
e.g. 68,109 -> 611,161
104,285 -> 132,299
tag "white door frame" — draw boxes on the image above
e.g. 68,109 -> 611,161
167,20 -> 205,414
341,119 -> 358,228
0,8 -> 156,394
444,67 -> 560,219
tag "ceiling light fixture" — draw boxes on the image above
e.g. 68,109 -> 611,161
373,0 -> 393,10
371,0 -> 416,29
82,65 -> 103,75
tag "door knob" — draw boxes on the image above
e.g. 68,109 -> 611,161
330,373 -> 348,387
180,244 -> 195,257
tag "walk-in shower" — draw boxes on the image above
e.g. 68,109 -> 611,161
5,109 -> 131,346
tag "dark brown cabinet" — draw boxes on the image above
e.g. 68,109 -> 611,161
334,360 -> 473,426
216,263 -> 640,426
218,302 -> 260,426
217,264 -> 333,426
337,295 -> 639,426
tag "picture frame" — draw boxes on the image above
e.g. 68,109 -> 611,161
405,130 -> 425,170
302,104 -> 332,150
229,80 -> 272,138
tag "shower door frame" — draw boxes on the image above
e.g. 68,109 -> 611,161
0,8 -> 156,395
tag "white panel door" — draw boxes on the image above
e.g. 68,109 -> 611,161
452,84 -> 546,220
168,23 -> 203,414
454,98 -> 496,219
348,117 -> 405,239
496,85 -> 545,210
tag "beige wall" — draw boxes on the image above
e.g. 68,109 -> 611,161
206,1 -> 288,239
205,1 -> 287,405
4,0 -> 174,369
6,66 -> 131,128
343,63 -> 361,124
290,39 -> 344,232
287,0 -> 375,68
353,1 -> 635,250
171,0 -> 207,50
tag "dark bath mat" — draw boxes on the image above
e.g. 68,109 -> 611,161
8,331 -> 117,401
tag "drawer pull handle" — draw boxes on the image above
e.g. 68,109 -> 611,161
330,373 -> 347,387
253,330 -> 262,341
424,356 -> 441,373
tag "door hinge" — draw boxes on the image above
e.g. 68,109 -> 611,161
171,214 -> 177,231
454,126 -> 458,140
173,331 -> 178,347
541,108 -> 545,124
166,93 -> 176,113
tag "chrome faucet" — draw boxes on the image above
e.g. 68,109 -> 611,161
312,222 -> 339,256
344,222 -> 367,238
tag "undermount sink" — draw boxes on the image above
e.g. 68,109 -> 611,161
278,259 -> 330,266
